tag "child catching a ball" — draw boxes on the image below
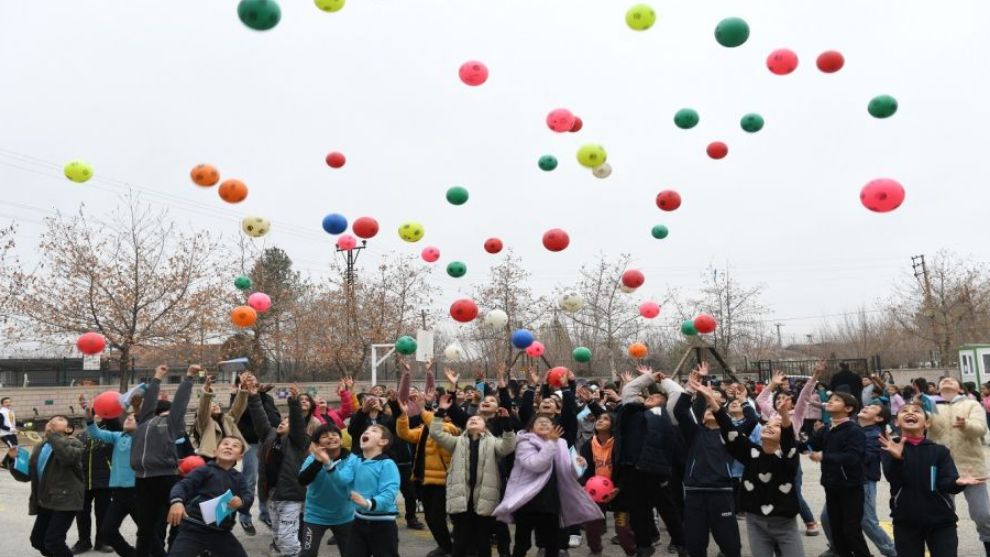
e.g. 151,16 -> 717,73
578,411 -> 636,557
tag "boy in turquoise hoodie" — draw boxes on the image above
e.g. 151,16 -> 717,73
347,424 -> 401,557
84,403 -> 138,557
299,423 -> 359,557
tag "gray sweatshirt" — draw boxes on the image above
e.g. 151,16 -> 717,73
131,376 -> 193,478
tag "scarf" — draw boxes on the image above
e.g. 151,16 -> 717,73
591,435 -> 614,480
903,435 -> 925,446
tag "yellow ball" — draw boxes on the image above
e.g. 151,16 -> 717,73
314,0 -> 345,12
626,4 -> 656,31
64,159 -> 94,183
241,215 -> 271,238
398,221 -> 425,243
576,144 -> 607,168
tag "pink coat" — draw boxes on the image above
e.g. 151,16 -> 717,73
492,432 -> 604,527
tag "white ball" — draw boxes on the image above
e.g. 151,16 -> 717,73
620,284 -> 637,294
559,292 -> 585,313
592,163 -> 612,179
241,216 -> 271,238
484,309 -> 508,329
444,343 -> 464,361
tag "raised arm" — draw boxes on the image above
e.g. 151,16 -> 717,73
229,387 -> 249,421
168,366 -> 199,438
196,389 -> 214,434
139,365 -> 168,424
287,387 -> 309,449
248,393 -> 274,442
429,407 -> 459,453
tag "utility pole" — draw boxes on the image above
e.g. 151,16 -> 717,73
911,254 -> 941,365
336,240 -> 368,368
775,323 -> 784,348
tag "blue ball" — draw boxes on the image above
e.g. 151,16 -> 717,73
511,329 -> 535,349
322,213 -> 348,235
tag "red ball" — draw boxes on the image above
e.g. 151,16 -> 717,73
585,476 -> 616,503
352,216 -> 379,239
325,151 -> 346,168
484,237 -> 503,254
542,228 -> 570,252
706,141 -> 728,160
547,367 -> 568,388
569,117 -> 583,133
621,269 -> 645,289
76,332 -> 106,355
656,190 -> 682,212
639,301 -> 661,319
92,391 -> 124,419
860,178 -> 905,213
450,298 -> 479,323
179,456 -> 207,477
694,313 -> 717,334
767,48 -> 799,75
525,341 -> 546,358
816,50 -> 845,73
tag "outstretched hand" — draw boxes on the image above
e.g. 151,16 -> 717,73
878,433 -> 905,460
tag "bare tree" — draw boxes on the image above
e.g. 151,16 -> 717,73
14,194 -> 227,390
0,223 -> 23,326
687,264 -> 770,366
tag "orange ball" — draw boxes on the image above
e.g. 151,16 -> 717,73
231,305 -> 258,327
218,179 -> 248,203
190,164 -> 220,187
628,342 -> 648,359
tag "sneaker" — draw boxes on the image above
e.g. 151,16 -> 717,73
818,551 -> 839,557
636,547 -> 656,557
666,544 -> 684,556
426,548 -> 450,557
610,536 -> 621,545
94,546 -> 114,554
326,535 -> 337,545
558,552 -> 570,557
406,517 -> 426,530
805,522 -> 820,536
71,541 -> 93,555
240,520 -> 257,536
651,533 -> 662,546
536,549 -> 546,557
259,515 -> 273,530
568,535 -> 582,548
589,553 -> 602,557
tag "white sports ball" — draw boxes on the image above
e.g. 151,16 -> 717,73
484,309 -> 508,329
559,292 -> 585,313
592,163 -> 612,179
444,343 -> 464,361
241,216 -> 271,238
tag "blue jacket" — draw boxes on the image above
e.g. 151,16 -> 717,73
352,454 -> 400,521
298,451 -> 358,526
862,424 -> 883,482
85,422 -> 136,488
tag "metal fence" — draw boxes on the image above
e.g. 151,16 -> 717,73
747,358 -> 871,384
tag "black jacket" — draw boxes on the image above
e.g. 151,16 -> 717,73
807,420 -> 865,488
249,395 -> 308,502
882,438 -> 964,528
77,429 -> 114,491
862,424 -> 883,482
715,409 -> 800,518
232,391 -> 280,445
829,370 -> 863,402
613,401 -> 675,483
675,394 -> 734,490
10,432 -> 86,514
169,461 -> 252,531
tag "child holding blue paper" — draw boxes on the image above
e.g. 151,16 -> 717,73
166,436 -> 252,557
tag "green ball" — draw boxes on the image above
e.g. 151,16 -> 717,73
651,225 -> 669,239
395,335 -> 417,355
714,17 -> 750,48
446,186 -> 469,206
538,155 -> 558,172
740,113 -> 764,133
674,108 -> 699,129
234,275 -> 253,290
446,261 -> 467,278
573,346 -> 593,363
576,144 -> 607,168
868,95 -> 898,119
238,0 -> 281,31
625,4 -> 657,31
681,320 -> 698,336
63,159 -> 94,183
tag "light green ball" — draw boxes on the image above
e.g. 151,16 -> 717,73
576,144 -> 607,168
314,0 -> 345,12
626,4 -> 657,31
64,160 -> 93,183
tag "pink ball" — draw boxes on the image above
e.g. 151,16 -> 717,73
247,292 -> 272,313
767,49 -> 799,75
639,302 -> 660,319
421,246 -> 440,263
459,60 -> 489,86
92,391 -> 124,419
860,178 -> 905,213
585,476 -> 616,503
546,108 -> 576,133
337,234 -> 357,251
526,341 -> 545,358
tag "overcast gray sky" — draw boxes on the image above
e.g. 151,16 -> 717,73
2,0 -> 988,345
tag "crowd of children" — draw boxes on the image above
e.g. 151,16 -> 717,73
5,360 -> 990,557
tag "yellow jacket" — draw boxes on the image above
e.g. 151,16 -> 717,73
397,410 -> 460,486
